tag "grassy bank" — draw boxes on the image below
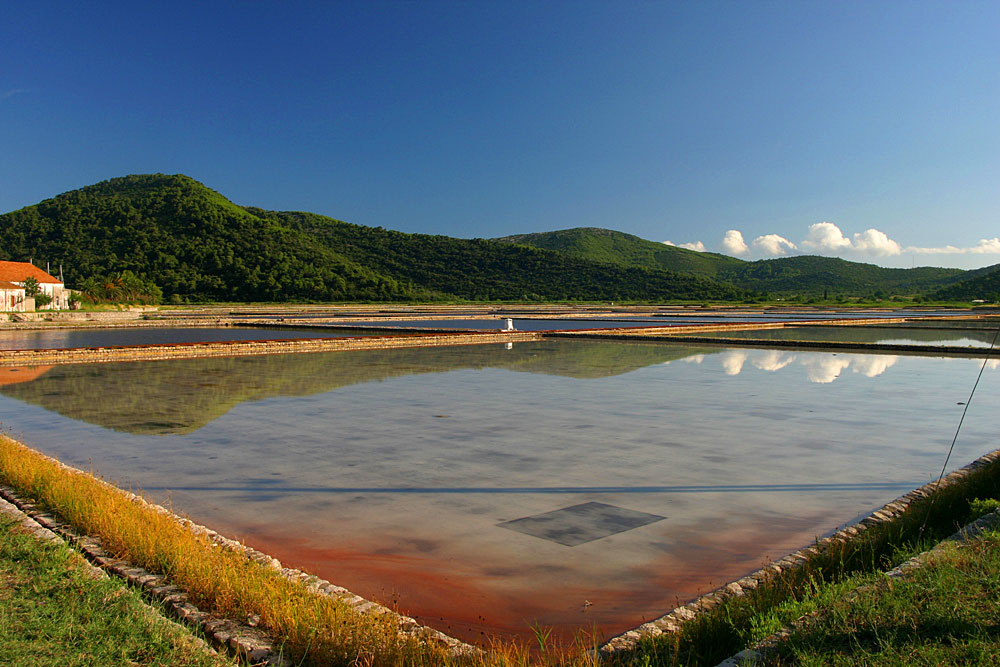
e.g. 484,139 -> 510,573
760,521 -> 1000,665
3,430 -> 1000,666
627,456 -> 1000,666
0,513 -> 235,667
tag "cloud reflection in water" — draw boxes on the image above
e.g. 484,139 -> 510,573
714,349 -> 904,383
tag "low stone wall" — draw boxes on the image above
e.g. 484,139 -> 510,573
0,331 -> 542,367
548,317 -> 913,339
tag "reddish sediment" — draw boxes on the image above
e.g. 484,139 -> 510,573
230,510 -> 836,645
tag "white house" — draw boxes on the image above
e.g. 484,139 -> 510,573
0,261 -> 71,310
0,281 -> 26,312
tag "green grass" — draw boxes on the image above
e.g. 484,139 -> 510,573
0,514 -> 236,667
764,528 -> 1000,666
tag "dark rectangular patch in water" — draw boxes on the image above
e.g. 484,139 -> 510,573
498,501 -> 665,546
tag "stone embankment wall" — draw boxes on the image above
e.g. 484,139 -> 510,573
550,317 -> 912,339
0,331 -> 542,367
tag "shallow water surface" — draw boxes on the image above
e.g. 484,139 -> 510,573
0,340 -> 996,644
0,326 -> 380,350
322,318 -> 687,330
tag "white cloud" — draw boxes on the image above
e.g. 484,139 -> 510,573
720,350 -> 748,375
851,355 -> 899,378
802,222 -> 853,253
681,354 -> 706,364
752,234 -> 797,256
799,222 -> 902,258
852,229 -> 901,257
751,350 -> 797,372
706,350 -> 905,382
663,240 -> 707,252
801,356 -> 852,383
713,220 -> 998,262
906,238 -> 1000,255
721,229 -> 749,256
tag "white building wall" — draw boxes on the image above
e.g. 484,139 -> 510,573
1,288 -> 27,312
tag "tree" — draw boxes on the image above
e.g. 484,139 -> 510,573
77,271 -> 162,305
21,276 -> 40,298
20,276 -> 51,308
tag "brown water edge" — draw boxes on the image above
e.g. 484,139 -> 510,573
181,503 -> 838,647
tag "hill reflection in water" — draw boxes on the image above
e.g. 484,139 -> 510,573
0,341 -> 714,434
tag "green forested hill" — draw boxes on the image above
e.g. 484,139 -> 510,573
496,227 -> 745,277
0,174 -> 412,301
0,174 -> 754,302
718,256 -> 966,297
248,209 -> 751,301
496,227 -> 970,297
929,264 -> 1000,302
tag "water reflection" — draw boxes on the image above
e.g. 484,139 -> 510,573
710,348 -> 997,384
714,349 -> 897,383
0,342 -> 713,434
698,324 -> 999,347
3,342 -> 995,435
0,340 -> 997,643
718,350 -> 899,383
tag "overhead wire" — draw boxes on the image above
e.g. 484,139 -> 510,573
918,318 -> 1000,538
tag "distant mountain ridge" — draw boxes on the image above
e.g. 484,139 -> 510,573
0,174 -> 753,302
496,227 -> 976,297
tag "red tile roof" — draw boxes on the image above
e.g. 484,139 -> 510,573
0,281 -> 25,289
0,261 -> 61,284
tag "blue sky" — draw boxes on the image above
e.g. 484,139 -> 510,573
2,1 -> 998,269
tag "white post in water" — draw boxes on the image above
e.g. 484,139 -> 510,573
504,318 -> 515,331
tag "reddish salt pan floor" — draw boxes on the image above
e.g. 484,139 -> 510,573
1,340 -> 996,644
